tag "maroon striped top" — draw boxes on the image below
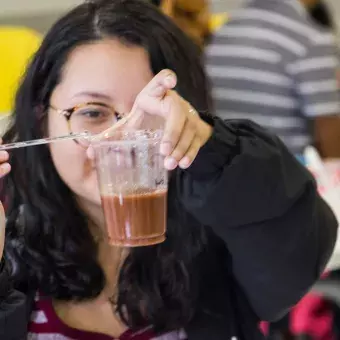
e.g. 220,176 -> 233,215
27,293 -> 187,340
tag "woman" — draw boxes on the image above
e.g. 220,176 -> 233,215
0,0 -> 337,339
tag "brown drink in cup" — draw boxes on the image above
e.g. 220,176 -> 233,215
93,130 -> 167,247
101,189 -> 167,246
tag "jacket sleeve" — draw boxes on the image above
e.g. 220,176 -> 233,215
178,118 -> 338,321
0,261 -> 28,339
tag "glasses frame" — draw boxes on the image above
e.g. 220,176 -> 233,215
49,102 -> 121,146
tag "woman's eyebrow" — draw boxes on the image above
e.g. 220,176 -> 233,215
73,91 -> 113,101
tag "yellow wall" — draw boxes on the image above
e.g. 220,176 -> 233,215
0,27 -> 42,114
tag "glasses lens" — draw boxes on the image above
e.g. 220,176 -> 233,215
70,104 -> 119,146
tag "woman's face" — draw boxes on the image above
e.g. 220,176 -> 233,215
48,39 -> 154,207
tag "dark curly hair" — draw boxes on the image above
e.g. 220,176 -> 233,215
2,0 -> 212,333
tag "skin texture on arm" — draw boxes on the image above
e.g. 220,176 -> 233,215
312,53 -> 340,158
289,36 -> 340,158
305,0 -> 340,158
315,116 -> 340,158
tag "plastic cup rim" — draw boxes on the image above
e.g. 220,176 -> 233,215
91,129 -> 163,148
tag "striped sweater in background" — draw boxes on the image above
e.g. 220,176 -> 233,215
206,0 -> 340,155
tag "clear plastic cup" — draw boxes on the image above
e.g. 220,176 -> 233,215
92,130 -> 167,247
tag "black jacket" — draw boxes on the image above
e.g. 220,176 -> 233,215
0,118 -> 337,340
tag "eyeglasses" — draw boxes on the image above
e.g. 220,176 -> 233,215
49,102 -> 121,147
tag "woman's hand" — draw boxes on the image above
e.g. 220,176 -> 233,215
0,144 -> 10,260
95,70 -> 213,170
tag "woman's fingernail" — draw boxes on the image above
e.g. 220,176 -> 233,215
164,74 -> 175,87
164,157 -> 177,170
0,163 -> 10,174
0,151 -> 9,160
160,142 -> 172,156
179,157 -> 191,169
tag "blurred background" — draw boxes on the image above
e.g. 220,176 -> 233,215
0,0 -> 340,33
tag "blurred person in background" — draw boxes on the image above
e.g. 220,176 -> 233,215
206,0 -> 340,159
150,0 -> 211,48
308,1 -> 340,89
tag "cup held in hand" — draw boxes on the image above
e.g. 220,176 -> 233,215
92,130 -> 168,247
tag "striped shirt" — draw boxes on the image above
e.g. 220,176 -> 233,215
206,0 -> 340,154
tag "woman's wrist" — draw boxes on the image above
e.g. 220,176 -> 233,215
185,118 -> 236,179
